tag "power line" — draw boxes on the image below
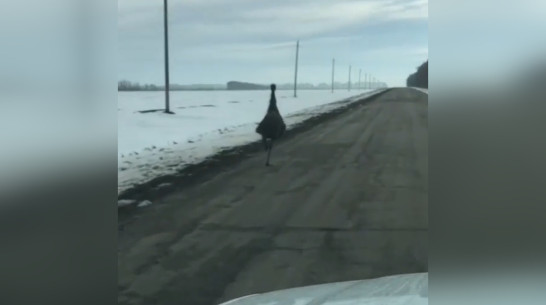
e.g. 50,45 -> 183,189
163,0 -> 173,114
348,65 -> 351,91
293,40 -> 299,98
358,69 -> 361,90
331,58 -> 335,93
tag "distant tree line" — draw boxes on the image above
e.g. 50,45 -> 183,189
118,79 -> 387,91
226,81 -> 385,90
227,81 -> 268,90
406,61 -> 428,89
118,80 -> 161,91
118,80 -> 228,91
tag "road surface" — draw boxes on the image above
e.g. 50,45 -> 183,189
118,88 -> 428,305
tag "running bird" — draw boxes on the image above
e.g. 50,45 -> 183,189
256,84 -> 286,166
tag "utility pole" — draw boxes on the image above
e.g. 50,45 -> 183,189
163,0 -> 173,114
293,40 -> 299,98
331,58 -> 335,93
348,65 -> 351,91
358,69 -> 361,90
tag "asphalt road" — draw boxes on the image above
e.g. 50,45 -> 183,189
118,88 -> 428,305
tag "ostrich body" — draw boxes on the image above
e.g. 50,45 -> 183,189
256,84 -> 286,166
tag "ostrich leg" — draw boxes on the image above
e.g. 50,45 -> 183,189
265,140 -> 274,166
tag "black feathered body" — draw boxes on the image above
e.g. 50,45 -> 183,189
256,111 -> 286,139
257,84 -> 285,166
256,90 -> 286,140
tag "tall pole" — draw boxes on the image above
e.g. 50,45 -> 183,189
348,65 -> 351,91
358,69 -> 361,90
331,58 -> 335,93
163,0 -> 171,114
293,40 -> 299,98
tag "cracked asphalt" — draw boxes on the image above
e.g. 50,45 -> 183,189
118,88 -> 428,305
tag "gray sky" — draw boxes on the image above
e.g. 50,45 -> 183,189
118,0 -> 428,87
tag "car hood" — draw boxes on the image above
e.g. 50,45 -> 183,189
219,272 -> 428,305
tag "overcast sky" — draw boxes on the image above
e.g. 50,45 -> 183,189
118,0 -> 428,87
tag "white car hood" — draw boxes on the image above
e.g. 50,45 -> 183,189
219,273 -> 428,305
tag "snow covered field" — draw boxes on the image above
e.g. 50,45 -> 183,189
118,89 -> 386,197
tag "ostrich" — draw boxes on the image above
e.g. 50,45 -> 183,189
256,84 -> 286,166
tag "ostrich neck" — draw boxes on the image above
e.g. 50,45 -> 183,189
267,92 -> 277,112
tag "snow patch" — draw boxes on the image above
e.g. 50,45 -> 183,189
118,199 -> 137,207
137,200 -> 153,208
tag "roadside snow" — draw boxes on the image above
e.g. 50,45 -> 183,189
118,89 -> 386,197
412,87 -> 428,94
118,199 -> 137,207
137,200 -> 153,208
